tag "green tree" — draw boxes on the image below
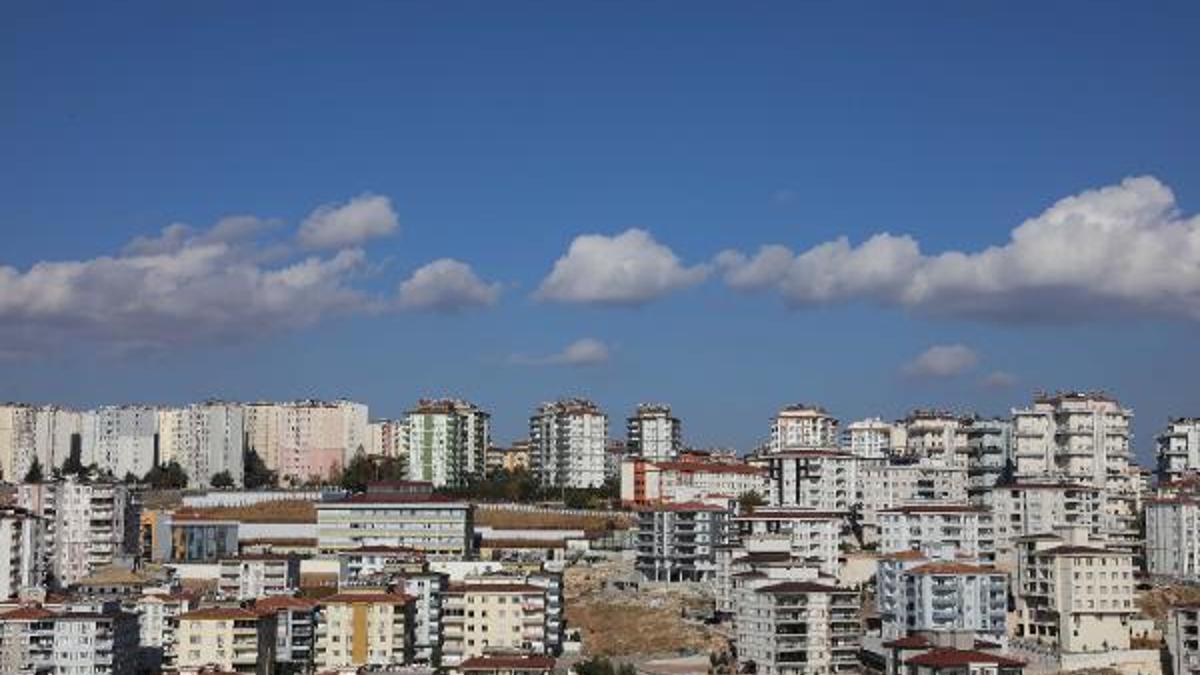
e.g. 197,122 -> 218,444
23,457 -> 45,483
243,448 -> 276,489
211,471 -> 235,489
738,490 -> 766,514
123,472 -> 139,484
144,461 -> 188,489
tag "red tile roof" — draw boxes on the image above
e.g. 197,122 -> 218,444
883,635 -> 930,649
905,648 -> 1025,668
755,581 -> 844,594
461,655 -> 557,670
907,562 -> 1003,576
0,606 -> 58,621
322,592 -> 413,604
179,607 -> 263,621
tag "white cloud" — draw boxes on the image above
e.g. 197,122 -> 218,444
536,228 -> 709,305
511,337 -> 610,367
717,176 -> 1200,321
0,195 -> 493,355
298,193 -> 399,250
903,344 -> 979,378
981,370 -> 1018,388
395,259 -> 501,311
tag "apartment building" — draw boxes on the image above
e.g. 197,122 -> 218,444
0,605 -> 57,674
17,480 -> 139,588
406,398 -> 491,488
896,411 -> 969,467
843,417 -> 895,459
0,506 -> 42,600
1012,392 -> 1140,554
760,450 -> 857,511
1158,418 -> 1200,485
876,557 -> 1008,642
176,606 -> 277,675
1015,535 -> 1135,653
770,405 -> 839,453
137,591 -> 197,671
53,607 -> 141,675
856,461 -> 968,540
529,399 -> 608,489
276,400 -> 360,485
903,648 -> 1026,675
0,404 -> 38,482
441,579 -> 554,668
733,508 -> 843,576
965,416 -> 1014,496
313,590 -> 414,671
626,404 -> 682,461
90,405 -> 158,480
502,441 -> 533,473
316,491 -> 474,558
878,505 -> 995,562
158,401 -> 245,488
620,458 -> 767,506
1146,497 -> 1200,581
243,402 -> 283,471
1167,604 -> 1200,675
735,578 -> 860,675
635,503 -> 730,582
217,555 -> 300,600
989,483 -> 1103,565
253,596 -> 319,668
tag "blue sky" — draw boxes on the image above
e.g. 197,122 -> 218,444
2,2 -> 1198,461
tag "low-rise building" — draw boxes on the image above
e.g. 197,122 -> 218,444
316,491 -> 473,558
904,647 -> 1025,675
620,458 -> 767,506
217,556 -> 300,601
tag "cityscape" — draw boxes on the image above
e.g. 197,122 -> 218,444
3,3 -> 1200,675
0,394 -> 1198,675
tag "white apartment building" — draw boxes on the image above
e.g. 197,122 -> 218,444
636,503 -> 731,582
217,555 -> 300,600
1157,418 -> 1200,485
0,404 -> 37,482
1167,604 -> 1200,675
17,480 -> 138,588
735,577 -> 860,675
876,555 -> 1008,641
626,403 -> 682,461
529,398 -> 608,489
55,608 -> 141,675
253,596 -> 319,667
136,591 -> 196,670
989,483 -> 1103,566
368,418 -> 409,458
406,398 -> 491,488
770,405 -> 839,453
1016,535 -> 1135,653
733,508 -> 843,576
843,417 -> 895,459
878,505 -> 995,562
1012,392 -> 1140,555
896,411 -> 969,467
1146,497 -> 1200,581
856,460 -> 968,539
89,405 -> 158,480
316,493 -> 474,558
159,401 -> 245,488
619,458 -> 767,506
339,399 -> 369,460
0,506 -> 42,600
760,450 -> 857,511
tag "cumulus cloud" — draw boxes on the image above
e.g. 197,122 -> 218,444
0,195 -> 493,355
717,176 -> 1200,321
511,337 -> 610,367
298,193 -> 399,250
981,370 -> 1018,388
536,229 -> 709,305
395,259 -> 501,311
903,344 -> 979,378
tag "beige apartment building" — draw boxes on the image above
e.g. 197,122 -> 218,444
176,606 -> 276,675
442,581 -> 551,668
313,590 -> 415,670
